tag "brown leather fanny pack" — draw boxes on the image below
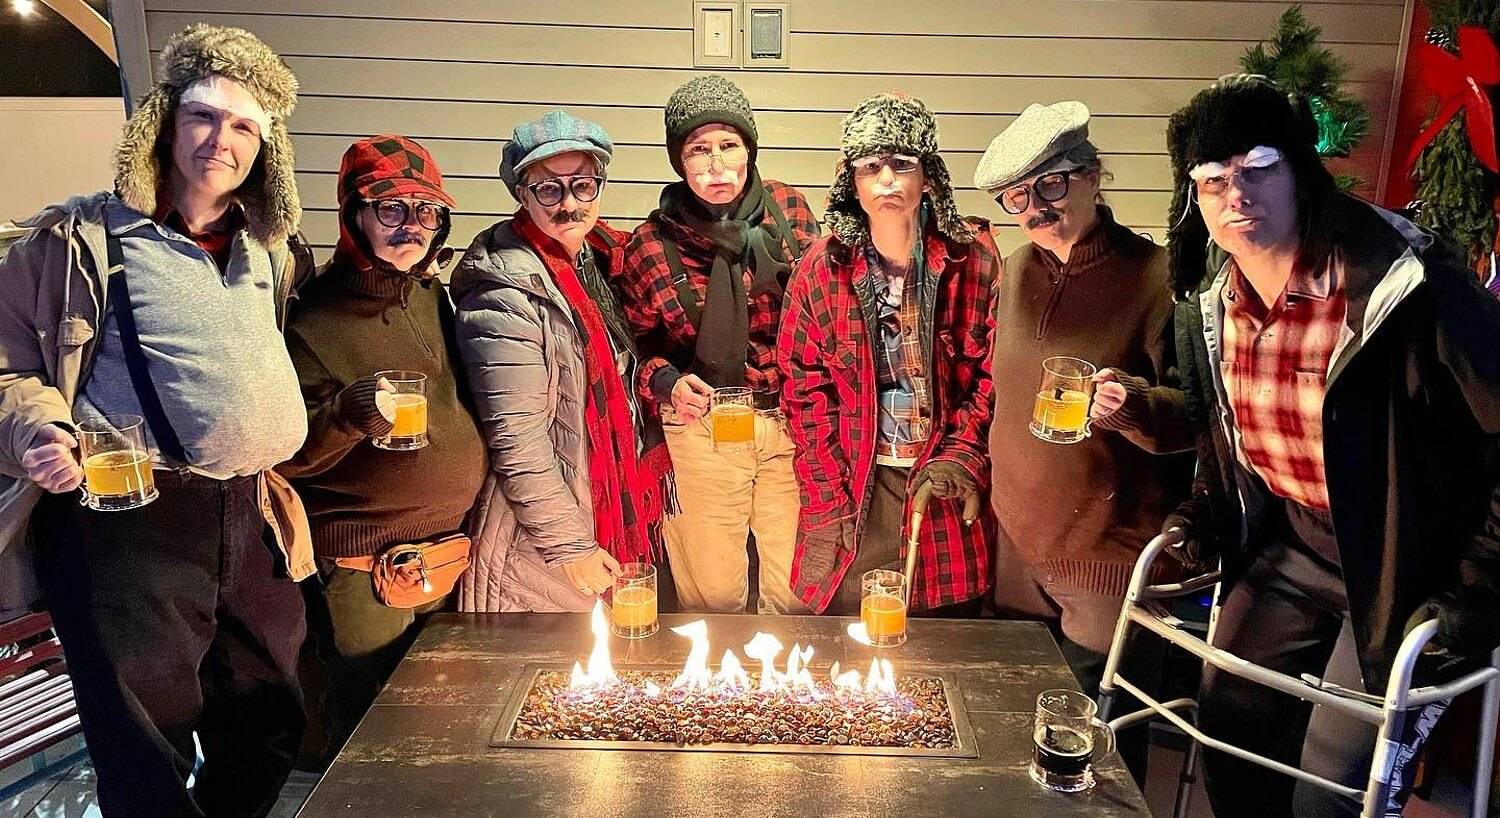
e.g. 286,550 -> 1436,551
334,533 -> 471,609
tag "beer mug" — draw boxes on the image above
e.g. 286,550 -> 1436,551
373,371 -> 428,451
1030,689 -> 1116,793
709,386 -> 755,451
610,562 -> 659,639
1029,357 -> 1096,445
78,414 -> 158,511
860,569 -> 908,648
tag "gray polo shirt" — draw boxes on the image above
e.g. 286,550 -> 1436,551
77,198 -> 306,478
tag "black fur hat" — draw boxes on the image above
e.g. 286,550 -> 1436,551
1165,74 -> 1332,298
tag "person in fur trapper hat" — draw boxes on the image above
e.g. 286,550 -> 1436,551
1162,75 -> 1500,818
776,92 -> 998,616
0,24 -> 315,815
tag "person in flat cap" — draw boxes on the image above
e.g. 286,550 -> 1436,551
451,111 -> 674,614
0,24 -> 314,814
278,135 -> 486,764
974,101 -> 1191,780
777,92 -> 998,617
618,75 -> 820,615
1163,75 -> 1500,818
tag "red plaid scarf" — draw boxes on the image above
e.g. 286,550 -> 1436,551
514,210 -> 660,563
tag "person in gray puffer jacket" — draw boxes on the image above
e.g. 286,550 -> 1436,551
451,112 -> 674,612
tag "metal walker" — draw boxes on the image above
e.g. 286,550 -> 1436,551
1097,530 -> 1500,818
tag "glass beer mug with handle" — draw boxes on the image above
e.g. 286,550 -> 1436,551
373,370 -> 428,451
1030,688 -> 1116,793
78,414 -> 158,511
1029,357 -> 1097,445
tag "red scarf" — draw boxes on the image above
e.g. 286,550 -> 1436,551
513,211 -> 665,564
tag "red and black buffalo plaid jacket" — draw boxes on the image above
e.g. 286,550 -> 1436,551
619,180 -> 820,402
777,220 -> 1001,612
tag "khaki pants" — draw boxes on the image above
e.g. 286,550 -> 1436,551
662,410 -> 805,614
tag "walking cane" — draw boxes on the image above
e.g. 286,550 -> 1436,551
902,480 -> 983,602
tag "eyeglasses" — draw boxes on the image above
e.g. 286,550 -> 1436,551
1192,164 -> 1278,201
526,175 -> 604,207
850,153 -> 922,178
366,199 -> 447,231
995,171 -> 1073,215
682,143 -> 750,173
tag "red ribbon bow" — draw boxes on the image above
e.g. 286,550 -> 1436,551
1407,26 -> 1500,174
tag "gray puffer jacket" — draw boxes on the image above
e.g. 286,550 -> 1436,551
450,218 -> 599,613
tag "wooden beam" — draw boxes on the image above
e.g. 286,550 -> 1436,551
37,0 -> 115,64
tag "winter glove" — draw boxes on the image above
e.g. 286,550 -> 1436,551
1159,499 -> 1212,574
1405,587 -> 1500,664
910,459 -> 978,502
335,376 -> 396,437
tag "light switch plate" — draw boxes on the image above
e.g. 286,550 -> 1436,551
743,2 -> 789,68
692,1 -> 740,68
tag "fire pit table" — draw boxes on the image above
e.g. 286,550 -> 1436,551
296,612 -> 1151,817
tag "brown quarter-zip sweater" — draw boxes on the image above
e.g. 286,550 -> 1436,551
988,207 -> 1192,595
280,257 -> 488,558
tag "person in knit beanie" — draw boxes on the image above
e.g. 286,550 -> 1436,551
618,75 -> 820,615
0,24 -> 315,814
279,135 -> 487,763
776,92 -> 998,617
1161,75 -> 1500,818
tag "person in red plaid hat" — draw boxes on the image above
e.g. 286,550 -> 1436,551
777,93 -> 999,616
452,111 -> 675,613
280,134 -> 487,763
1165,76 -> 1500,818
618,75 -> 820,614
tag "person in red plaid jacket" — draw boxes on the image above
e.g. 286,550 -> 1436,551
618,75 -> 820,614
777,93 -> 999,616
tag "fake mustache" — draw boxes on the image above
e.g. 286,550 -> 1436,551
692,168 -> 741,187
387,231 -> 427,247
1026,210 -> 1061,231
550,209 -> 589,225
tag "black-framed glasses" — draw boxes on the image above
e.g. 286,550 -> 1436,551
526,175 -> 604,207
995,171 -> 1073,215
850,153 -> 922,178
366,199 -> 448,231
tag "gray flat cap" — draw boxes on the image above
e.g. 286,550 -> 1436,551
974,101 -> 1092,191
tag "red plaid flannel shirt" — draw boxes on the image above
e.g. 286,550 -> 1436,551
1220,256 -> 1348,511
777,223 -> 1001,612
619,180 -> 820,401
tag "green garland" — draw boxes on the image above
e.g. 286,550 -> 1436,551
1416,0 -> 1499,267
1241,5 -> 1371,160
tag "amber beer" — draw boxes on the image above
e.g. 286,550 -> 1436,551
709,387 -> 755,451
1029,357 -> 1096,445
374,370 -> 428,451
78,414 -> 158,511
611,563 -> 659,639
861,569 -> 908,647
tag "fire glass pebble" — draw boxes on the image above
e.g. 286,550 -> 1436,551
510,671 -> 957,749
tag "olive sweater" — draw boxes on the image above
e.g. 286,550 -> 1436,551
280,258 -> 487,558
987,208 -> 1193,596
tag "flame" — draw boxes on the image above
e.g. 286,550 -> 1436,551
784,643 -> 818,694
743,632 -> 785,691
643,680 -> 662,697
846,621 -> 875,647
714,650 -> 752,690
670,620 -> 712,690
864,657 -> 896,695
569,600 -> 618,690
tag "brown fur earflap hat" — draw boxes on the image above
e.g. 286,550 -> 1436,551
825,93 -> 975,247
114,24 -> 301,245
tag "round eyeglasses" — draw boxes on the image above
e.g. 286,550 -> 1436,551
850,153 -> 922,178
366,199 -> 448,231
995,171 -> 1074,215
526,175 -> 604,207
682,144 -> 750,173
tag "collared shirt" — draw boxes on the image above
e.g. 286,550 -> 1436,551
1219,254 -> 1348,510
866,246 -> 929,455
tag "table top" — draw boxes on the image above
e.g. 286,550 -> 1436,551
297,613 -> 1151,817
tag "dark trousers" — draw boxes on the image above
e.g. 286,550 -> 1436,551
1198,500 -> 1377,818
32,472 -> 306,818
990,532 -> 1162,784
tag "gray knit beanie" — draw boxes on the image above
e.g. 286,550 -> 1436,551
825,93 -> 975,247
663,74 -> 759,177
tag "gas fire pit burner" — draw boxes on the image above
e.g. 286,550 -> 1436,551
492,665 -> 977,757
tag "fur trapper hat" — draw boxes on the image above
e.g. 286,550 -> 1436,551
114,24 -> 301,245
825,93 -> 975,247
1165,74 -> 1331,298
